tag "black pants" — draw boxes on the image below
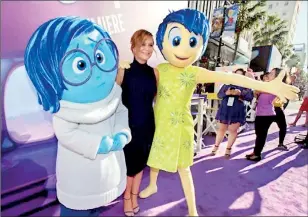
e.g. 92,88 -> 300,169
274,107 -> 287,144
254,116 -> 276,156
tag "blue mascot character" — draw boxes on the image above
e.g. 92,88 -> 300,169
24,16 -> 131,216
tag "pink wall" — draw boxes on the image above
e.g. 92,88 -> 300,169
1,1 -> 188,67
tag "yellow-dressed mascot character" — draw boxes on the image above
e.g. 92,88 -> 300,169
138,9 -> 299,216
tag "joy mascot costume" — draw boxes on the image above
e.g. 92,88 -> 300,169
24,16 -> 131,216
138,9 -> 299,216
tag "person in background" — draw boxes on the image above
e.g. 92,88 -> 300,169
280,72 -> 296,110
272,71 -> 291,150
284,74 -> 297,108
116,29 -> 158,216
195,83 -> 203,94
246,68 -> 255,79
211,68 -> 254,158
290,74 -> 297,84
246,68 -> 289,162
254,72 -> 289,151
243,68 -> 256,129
289,84 -> 308,127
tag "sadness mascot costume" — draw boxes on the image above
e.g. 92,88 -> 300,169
139,9 -> 299,216
24,17 -> 131,216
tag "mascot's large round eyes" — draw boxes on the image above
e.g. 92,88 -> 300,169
189,37 -> 197,48
72,57 -> 87,74
168,27 -> 182,47
95,50 -> 105,65
189,32 -> 200,48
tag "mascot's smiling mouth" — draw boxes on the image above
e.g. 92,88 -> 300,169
174,54 -> 189,60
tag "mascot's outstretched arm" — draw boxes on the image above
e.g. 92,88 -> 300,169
138,8 -> 299,217
196,67 -> 299,102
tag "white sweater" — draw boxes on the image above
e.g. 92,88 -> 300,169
52,84 -> 131,210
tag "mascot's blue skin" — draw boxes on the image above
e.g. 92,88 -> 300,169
61,26 -> 127,152
24,16 -> 128,215
24,16 -> 126,153
61,30 -> 118,103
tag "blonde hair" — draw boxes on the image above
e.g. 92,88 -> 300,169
130,29 -> 153,52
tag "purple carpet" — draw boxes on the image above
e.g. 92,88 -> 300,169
2,108 -> 307,216
102,109 -> 308,216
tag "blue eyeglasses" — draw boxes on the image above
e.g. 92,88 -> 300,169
59,38 -> 119,86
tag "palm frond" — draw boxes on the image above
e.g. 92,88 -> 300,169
247,1 -> 266,13
272,25 -> 288,34
271,31 -> 289,40
243,11 -> 265,29
251,12 -> 290,49
232,0 -> 267,61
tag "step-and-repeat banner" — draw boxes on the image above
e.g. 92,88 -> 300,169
1,1 -> 187,64
0,1 -> 187,147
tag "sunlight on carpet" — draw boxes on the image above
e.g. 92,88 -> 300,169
229,191 -> 255,210
140,198 -> 185,216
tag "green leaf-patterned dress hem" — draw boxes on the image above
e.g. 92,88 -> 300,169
147,63 -> 199,173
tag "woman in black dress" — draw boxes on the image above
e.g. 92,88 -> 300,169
116,29 -> 158,216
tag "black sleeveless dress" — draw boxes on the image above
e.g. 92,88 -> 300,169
121,58 -> 157,177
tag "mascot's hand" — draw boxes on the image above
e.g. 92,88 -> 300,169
110,133 -> 128,151
119,60 -> 131,69
266,71 -> 299,103
97,136 -> 114,154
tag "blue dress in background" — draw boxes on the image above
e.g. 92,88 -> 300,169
215,84 -> 254,126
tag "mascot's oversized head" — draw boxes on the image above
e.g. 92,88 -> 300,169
24,16 -> 119,113
156,9 -> 210,68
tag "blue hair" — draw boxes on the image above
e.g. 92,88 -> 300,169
24,16 -> 111,113
156,9 -> 210,55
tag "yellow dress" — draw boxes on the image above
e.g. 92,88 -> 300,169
147,63 -> 199,172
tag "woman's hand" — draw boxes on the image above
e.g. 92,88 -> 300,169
233,89 -> 241,96
225,88 -> 233,95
